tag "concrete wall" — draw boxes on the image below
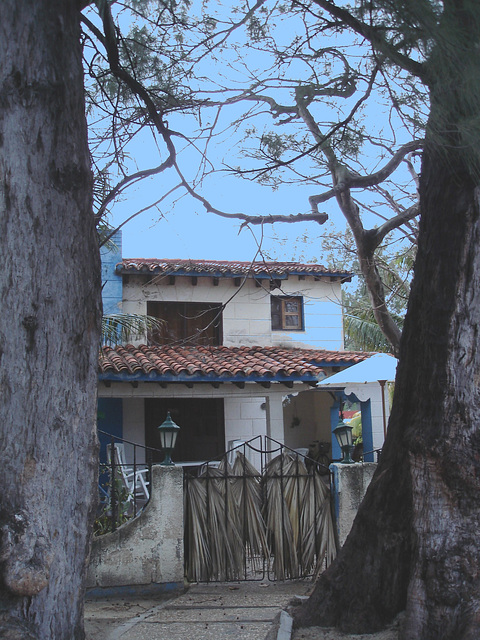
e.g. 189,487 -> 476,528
122,273 -> 344,350
330,462 -> 377,547
87,465 -> 184,591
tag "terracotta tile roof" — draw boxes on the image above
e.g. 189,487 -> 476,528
117,258 -> 352,280
99,344 -> 369,383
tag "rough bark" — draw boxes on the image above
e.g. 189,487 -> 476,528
294,3 -> 480,638
0,2 -> 101,638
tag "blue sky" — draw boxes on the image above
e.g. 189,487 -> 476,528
108,172 -> 335,263
93,3 -> 357,265
95,2 -> 417,269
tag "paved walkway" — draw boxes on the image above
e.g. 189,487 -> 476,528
85,581 -> 311,640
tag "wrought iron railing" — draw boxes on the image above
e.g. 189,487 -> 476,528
96,430 -> 162,534
360,448 -> 382,462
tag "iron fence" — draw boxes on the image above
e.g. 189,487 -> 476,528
183,437 -> 337,583
96,430 -> 162,534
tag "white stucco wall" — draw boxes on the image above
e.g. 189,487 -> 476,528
121,273 -> 344,350
223,396 -> 267,470
87,465 -> 184,589
283,389 -> 335,451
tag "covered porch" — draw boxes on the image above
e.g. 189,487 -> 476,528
97,343 -> 373,469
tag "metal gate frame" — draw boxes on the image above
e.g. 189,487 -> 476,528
183,436 -> 338,583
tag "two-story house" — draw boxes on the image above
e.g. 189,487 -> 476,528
98,231 -> 386,466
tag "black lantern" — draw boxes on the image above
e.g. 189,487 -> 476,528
333,419 -> 354,464
157,412 -> 180,466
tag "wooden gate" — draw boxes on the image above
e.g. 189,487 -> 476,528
183,437 -> 337,582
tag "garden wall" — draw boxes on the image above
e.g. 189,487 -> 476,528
87,465 -> 184,594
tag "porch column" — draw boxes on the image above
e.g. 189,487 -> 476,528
265,393 -> 284,443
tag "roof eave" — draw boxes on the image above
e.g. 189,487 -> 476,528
116,264 -> 353,281
98,372 -> 324,384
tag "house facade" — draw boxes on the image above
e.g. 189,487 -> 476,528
98,231 -> 386,467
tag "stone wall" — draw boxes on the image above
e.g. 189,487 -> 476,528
87,465 -> 184,593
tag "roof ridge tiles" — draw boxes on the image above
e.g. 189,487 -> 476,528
118,257 -> 352,277
99,343 -> 371,379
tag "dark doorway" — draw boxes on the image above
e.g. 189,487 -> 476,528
145,398 -> 225,463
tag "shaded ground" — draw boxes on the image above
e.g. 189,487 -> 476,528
85,581 -> 311,640
84,594 -> 176,640
85,583 -> 403,640
292,615 -> 403,640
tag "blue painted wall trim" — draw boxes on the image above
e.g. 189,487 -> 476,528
329,391 -> 373,463
101,229 -> 123,315
361,400 -> 374,462
97,397 -> 123,463
330,396 -> 342,460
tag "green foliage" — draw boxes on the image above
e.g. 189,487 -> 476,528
94,465 -> 132,536
349,411 -> 362,444
344,312 -> 400,353
342,243 -> 413,352
96,223 -> 117,251
260,132 -> 297,161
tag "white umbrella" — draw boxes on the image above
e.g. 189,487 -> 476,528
317,353 -> 398,438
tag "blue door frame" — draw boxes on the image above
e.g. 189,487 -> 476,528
330,391 -> 374,462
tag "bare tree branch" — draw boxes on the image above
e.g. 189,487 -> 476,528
88,1 -> 177,163
371,203 -> 420,246
95,163 -> 177,222
306,0 -> 427,81
308,140 -> 424,212
100,184 -> 183,248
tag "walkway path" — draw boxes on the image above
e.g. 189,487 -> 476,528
85,581 -> 311,640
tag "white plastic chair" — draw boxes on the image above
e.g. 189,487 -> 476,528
227,440 -> 246,467
106,443 -> 150,502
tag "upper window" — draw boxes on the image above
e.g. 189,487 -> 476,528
271,296 -> 304,331
147,301 -> 222,346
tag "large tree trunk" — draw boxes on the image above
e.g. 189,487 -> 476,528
0,2 -> 101,638
294,4 -> 480,639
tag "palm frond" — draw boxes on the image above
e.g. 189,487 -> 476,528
101,313 -> 165,346
184,450 -> 337,582
97,223 -> 117,250
344,313 -> 398,353
231,453 -> 270,567
184,461 -> 244,582
264,453 -> 299,580
184,477 -> 211,582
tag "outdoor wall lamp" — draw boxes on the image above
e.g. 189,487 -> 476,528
333,420 -> 355,464
158,412 -> 180,466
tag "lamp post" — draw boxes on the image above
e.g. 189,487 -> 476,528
157,412 -> 180,466
333,419 -> 355,464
